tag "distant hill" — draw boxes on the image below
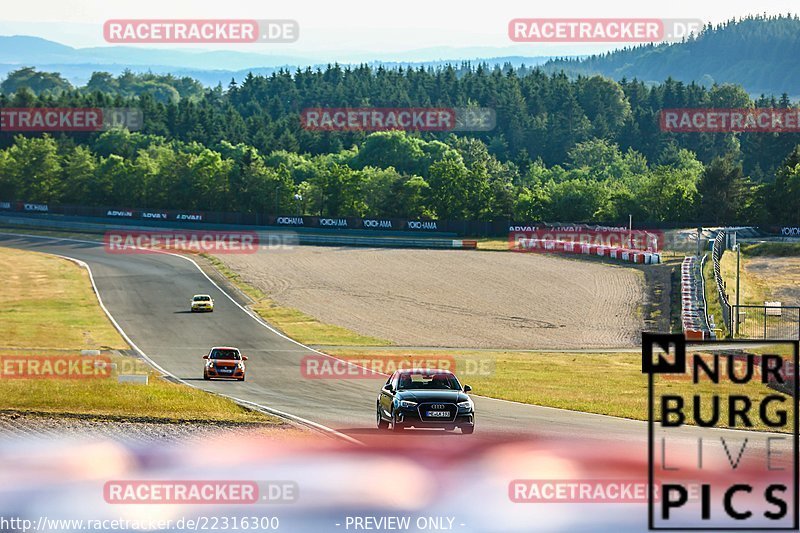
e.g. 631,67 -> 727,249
542,15 -> 800,97
5,15 -> 800,96
0,35 -> 308,70
0,35 -> 554,86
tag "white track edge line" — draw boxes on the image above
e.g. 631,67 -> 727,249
36,245 -> 363,446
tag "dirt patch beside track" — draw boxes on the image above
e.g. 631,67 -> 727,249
216,247 -> 645,349
746,256 -> 800,304
0,411 -> 305,444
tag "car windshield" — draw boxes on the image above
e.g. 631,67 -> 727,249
397,372 -> 461,390
210,349 -> 240,360
193,295 -> 211,301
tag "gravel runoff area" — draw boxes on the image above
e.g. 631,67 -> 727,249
0,412 -> 305,445
218,247 -> 645,349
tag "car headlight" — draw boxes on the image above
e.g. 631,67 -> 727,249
457,399 -> 474,410
398,400 -> 418,409
237,362 -> 244,369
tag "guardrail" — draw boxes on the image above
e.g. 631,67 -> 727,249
711,230 -> 732,334
0,214 -> 478,250
0,199 -> 504,236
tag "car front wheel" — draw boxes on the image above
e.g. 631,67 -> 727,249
376,405 -> 389,430
461,424 -> 474,434
391,416 -> 405,432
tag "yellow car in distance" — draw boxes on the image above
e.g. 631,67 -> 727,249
190,294 -> 214,312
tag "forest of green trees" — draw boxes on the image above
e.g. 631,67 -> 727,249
1,59 -> 799,224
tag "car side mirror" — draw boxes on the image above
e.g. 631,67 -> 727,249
242,356 -> 248,361
202,355 -> 209,359
463,385 -> 472,392
383,383 -> 393,392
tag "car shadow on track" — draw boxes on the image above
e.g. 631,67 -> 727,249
181,377 -> 243,382
340,428 -> 466,437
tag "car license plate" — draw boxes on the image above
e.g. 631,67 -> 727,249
219,368 -> 233,373
427,411 -> 449,417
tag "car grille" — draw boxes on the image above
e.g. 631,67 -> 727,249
417,402 -> 457,422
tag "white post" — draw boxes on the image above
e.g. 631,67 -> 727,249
628,214 -> 632,248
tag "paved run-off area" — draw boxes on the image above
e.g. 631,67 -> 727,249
216,246 -> 646,349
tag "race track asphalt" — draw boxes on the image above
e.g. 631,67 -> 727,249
0,233 -> 790,454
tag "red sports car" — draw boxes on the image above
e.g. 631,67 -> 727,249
203,346 -> 247,381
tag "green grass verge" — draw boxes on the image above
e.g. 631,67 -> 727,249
1,246 -> 127,350
201,253 -> 391,346
0,350 -> 276,423
669,260 -> 683,332
719,249 -> 771,307
327,348 -> 793,432
0,246 -> 278,424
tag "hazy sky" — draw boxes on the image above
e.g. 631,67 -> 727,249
1,0 -> 798,59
